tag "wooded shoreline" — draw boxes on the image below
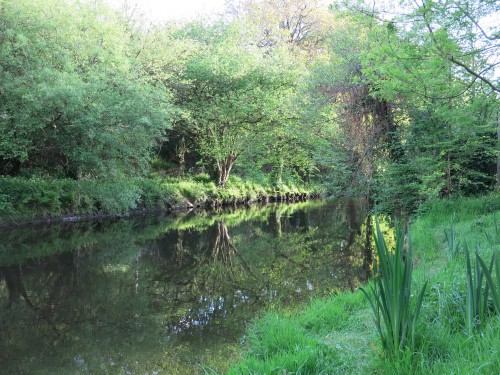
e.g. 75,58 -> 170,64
0,175 -> 321,228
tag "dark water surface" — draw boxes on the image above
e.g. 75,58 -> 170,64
0,200 -> 370,374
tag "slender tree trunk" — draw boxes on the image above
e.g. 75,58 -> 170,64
363,213 -> 374,282
445,69 -> 453,197
217,152 -> 237,186
446,122 -> 452,196
497,109 -> 500,189
176,137 -> 187,177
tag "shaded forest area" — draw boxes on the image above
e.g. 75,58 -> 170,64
1,0 -> 499,218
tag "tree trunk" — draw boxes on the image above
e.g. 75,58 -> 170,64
2,266 -> 35,308
272,211 -> 282,237
217,151 -> 237,186
176,137 -> 187,177
497,109 -> 500,189
213,221 -> 235,268
362,213 -> 374,282
446,122 -> 452,196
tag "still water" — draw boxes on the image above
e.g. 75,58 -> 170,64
0,200 -> 370,374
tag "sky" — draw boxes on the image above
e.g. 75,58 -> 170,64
107,0 -> 228,22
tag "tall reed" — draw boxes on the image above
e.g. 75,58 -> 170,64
361,217 -> 427,358
464,244 -> 490,335
476,250 -> 500,315
444,215 -> 460,260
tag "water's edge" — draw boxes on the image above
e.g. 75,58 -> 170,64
0,192 -> 320,229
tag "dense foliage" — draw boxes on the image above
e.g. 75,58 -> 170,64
1,0 -> 498,217
0,0 -> 172,179
1,0 -> 500,372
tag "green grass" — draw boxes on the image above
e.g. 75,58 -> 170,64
227,193 -> 500,374
227,314 -> 340,374
412,194 -> 500,261
444,214 -> 460,260
463,245 -> 498,335
227,293 -> 376,374
0,175 -> 323,225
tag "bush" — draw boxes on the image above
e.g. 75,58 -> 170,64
82,179 -> 141,215
0,177 -> 141,219
0,177 -> 78,216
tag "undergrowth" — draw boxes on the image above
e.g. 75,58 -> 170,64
0,175 -> 321,224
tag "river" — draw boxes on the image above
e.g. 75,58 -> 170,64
0,199 -> 371,374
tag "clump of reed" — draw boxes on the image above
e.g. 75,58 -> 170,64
361,217 -> 427,358
464,244 -> 500,335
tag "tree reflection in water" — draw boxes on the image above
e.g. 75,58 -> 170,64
0,199 -> 373,374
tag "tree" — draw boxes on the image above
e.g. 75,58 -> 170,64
406,0 -> 500,187
228,0 -> 333,56
314,1 -> 498,212
308,13 -> 397,199
342,0 -> 499,91
354,0 -> 499,208
0,0 -> 172,178
171,24 -> 297,186
409,0 -> 500,94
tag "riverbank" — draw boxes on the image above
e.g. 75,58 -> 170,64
226,193 -> 500,374
0,175 -> 322,228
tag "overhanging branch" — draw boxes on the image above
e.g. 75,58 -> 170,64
447,55 -> 500,93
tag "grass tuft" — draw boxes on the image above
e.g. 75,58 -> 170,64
227,314 -> 340,374
444,214 -> 460,260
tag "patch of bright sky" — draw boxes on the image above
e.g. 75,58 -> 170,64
106,0 -> 227,23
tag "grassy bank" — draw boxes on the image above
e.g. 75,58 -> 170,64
226,193 -> 500,374
0,175 -> 321,226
